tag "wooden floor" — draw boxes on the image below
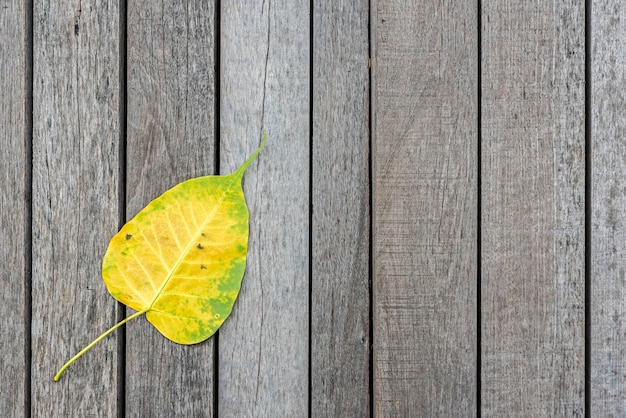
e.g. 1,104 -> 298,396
1,0 -> 625,416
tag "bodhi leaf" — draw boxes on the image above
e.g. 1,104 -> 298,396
54,133 -> 266,381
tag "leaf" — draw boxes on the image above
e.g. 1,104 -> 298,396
54,133 -> 266,381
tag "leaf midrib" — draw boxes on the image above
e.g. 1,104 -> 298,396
146,173 -> 241,312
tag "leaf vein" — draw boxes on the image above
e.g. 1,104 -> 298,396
188,202 -> 200,230
143,224 -> 171,271
164,210 -> 184,251
131,253 -> 158,293
175,201 -> 194,237
119,278 -> 150,307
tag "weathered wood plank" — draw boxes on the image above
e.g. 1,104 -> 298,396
31,0 -> 121,415
125,1 -> 216,415
0,1 -> 28,415
591,0 -> 626,415
311,0 -> 370,416
373,0 -> 478,415
218,2 -> 310,416
481,1 -> 586,416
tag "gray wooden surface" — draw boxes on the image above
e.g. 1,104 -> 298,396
0,0 -> 27,415
591,0 -> 626,415
311,0 -> 370,415
481,0 -> 586,416
2,0 -> 626,417
373,0 -> 478,416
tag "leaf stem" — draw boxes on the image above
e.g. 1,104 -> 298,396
54,308 -> 148,381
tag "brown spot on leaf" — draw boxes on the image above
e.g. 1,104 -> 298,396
125,234 -> 132,240
197,243 -> 204,250
200,265 -> 207,270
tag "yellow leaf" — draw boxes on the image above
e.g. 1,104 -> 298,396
54,133 -> 266,381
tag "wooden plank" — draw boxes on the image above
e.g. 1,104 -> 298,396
125,1 -> 216,415
31,0 -> 121,415
481,1 -> 585,416
311,0 -> 370,415
218,2 -> 309,416
311,0 -> 370,416
0,1 -> 28,415
591,0 -> 626,415
373,0 -> 478,415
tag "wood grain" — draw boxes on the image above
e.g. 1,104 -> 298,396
591,0 -> 626,415
0,1 -> 28,415
311,0 -> 370,416
218,1 -> 310,416
481,1 -> 586,416
31,0 -> 121,415
373,0 -> 478,416
125,1 -> 216,416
